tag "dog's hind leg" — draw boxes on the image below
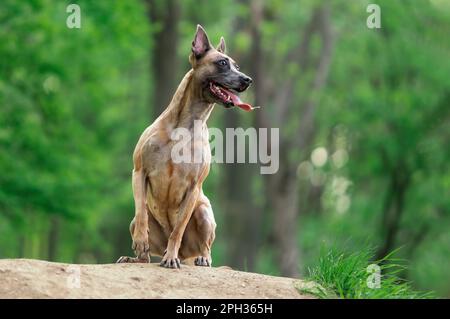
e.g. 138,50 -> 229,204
146,206 -> 167,258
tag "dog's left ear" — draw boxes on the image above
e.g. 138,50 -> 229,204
217,37 -> 226,54
192,24 -> 212,59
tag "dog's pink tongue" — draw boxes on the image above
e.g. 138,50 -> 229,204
229,93 -> 254,112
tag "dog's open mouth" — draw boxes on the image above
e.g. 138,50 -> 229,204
209,82 -> 255,111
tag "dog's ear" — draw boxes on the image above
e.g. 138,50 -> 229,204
216,36 -> 226,54
192,24 -> 211,59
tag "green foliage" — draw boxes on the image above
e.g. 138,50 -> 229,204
0,0 -> 151,261
308,0 -> 450,296
301,247 -> 433,299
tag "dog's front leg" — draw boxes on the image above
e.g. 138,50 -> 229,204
161,185 -> 200,269
131,168 -> 150,262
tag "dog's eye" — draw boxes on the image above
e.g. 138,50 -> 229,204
218,59 -> 228,67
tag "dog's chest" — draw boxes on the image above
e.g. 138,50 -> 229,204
141,132 -> 210,228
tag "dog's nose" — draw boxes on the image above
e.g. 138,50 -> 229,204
240,75 -> 253,85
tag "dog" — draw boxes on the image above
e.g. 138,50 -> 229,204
117,25 -> 253,268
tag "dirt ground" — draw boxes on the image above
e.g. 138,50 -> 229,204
0,259 -> 315,299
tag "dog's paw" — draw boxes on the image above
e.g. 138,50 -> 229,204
160,252 -> 181,269
194,256 -> 211,267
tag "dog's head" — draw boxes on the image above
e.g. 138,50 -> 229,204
189,25 -> 254,111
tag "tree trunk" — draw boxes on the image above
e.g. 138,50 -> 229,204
223,109 -> 260,271
48,216 -> 60,261
146,0 -> 180,118
376,167 -> 410,259
222,0 -> 261,271
266,5 -> 334,277
271,178 -> 300,276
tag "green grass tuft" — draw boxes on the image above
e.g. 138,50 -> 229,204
299,247 -> 434,299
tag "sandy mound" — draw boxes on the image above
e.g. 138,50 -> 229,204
0,259 -> 314,299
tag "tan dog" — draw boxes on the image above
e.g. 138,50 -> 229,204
117,25 -> 253,268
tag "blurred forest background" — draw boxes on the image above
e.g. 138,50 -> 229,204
1,0 -> 449,296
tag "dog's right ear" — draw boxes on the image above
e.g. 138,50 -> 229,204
216,36 -> 226,54
192,24 -> 211,59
